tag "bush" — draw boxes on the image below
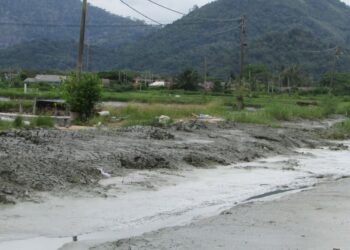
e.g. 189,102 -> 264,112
32,116 -> 54,128
13,116 -> 24,128
325,119 -> 350,139
62,73 -> 102,121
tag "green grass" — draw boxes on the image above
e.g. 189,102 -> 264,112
325,119 -> 350,140
107,101 -> 227,126
0,88 -> 60,99
81,94 -> 349,127
32,116 -> 54,128
0,120 -> 13,130
1,86 -> 349,128
229,112 -> 278,126
0,100 -> 33,112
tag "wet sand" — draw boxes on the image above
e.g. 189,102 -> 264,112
93,179 -> 350,250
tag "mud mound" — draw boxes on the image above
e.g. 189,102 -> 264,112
0,122 -> 329,204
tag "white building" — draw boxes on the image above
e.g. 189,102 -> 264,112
24,75 -> 67,84
149,81 -> 166,87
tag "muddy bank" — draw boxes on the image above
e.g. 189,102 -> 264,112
0,119 -> 340,203
93,178 -> 350,250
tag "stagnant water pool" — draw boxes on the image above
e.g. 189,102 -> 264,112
0,143 -> 349,250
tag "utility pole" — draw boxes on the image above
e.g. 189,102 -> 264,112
204,57 -> 207,85
86,41 -> 90,72
239,15 -> 246,80
330,46 -> 341,89
77,0 -> 88,80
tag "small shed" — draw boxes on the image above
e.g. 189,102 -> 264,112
35,99 -> 68,116
24,75 -> 67,85
149,81 -> 166,87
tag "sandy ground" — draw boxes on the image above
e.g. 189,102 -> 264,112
92,178 -> 350,250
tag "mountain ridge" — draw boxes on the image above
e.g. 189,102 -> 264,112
0,0 -> 156,48
1,0 -> 350,77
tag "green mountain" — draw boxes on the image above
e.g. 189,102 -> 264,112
0,39 -> 117,71
0,0 -> 156,48
1,0 -> 350,77
110,0 -> 350,77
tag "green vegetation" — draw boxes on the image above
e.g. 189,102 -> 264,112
62,73 -> 102,120
13,116 -> 23,128
86,95 -> 348,128
0,120 -> 13,130
173,68 -> 201,91
32,116 -> 54,128
0,100 -> 33,112
101,0 -> 350,78
0,0 -> 155,48
1,0 -> 350,78
0,116 -> 54,131
325,120 -> 350,140
320,72 -> 350,95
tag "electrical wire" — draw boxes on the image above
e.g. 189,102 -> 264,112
0,21 -> 159,28
146,0 -> 240,22
146,0 -> 185,15
208,25 -> 241,36
292,47 -> 338,54
120,0 -> 163,26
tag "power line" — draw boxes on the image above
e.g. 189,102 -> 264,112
146,0 -> 185,15
208,25 -> 241,36
0,21 -> 159,28
146,0 -> 240,22
120,0 -> 163,26
293,47 -> 338,54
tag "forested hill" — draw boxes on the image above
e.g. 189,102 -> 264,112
1,0 -> 350,77
110,0 -> 350,77
0,0 -> 156,48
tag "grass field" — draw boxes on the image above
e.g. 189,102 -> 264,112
1,86 -> 349,129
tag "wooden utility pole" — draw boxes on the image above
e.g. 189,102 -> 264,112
204,56 -> 207,85
239,15 -> 246,80
330,46 -> 341,89
77,0 -> 88,79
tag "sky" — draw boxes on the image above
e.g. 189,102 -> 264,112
88,0 -> 215,24
89,0 -> 350,24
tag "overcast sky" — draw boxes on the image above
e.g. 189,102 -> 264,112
89,0 -> 350,24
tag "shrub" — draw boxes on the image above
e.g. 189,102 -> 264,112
325,119 -> 350,139
62,73 -> 102,121
13,116 -> 24,128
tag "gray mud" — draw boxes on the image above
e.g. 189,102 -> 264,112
0,120 -> 337,203
93,179 -> 350,250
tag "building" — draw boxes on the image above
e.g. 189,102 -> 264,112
200,81 -> 214,91
149,81 -> 166,87
24,75 -> 67,85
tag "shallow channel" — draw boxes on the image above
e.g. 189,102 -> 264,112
0,143 -> 349,250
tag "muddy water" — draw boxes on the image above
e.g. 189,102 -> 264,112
0,143 -> 349,250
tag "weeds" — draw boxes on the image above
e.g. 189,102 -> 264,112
0,120 -> 13,130
32,116 -> 54,128
325,119 -> 350,140
13,116 -> 24,128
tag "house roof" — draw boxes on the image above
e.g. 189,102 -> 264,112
149,81 -> 166,87
25,75 -> 67,83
